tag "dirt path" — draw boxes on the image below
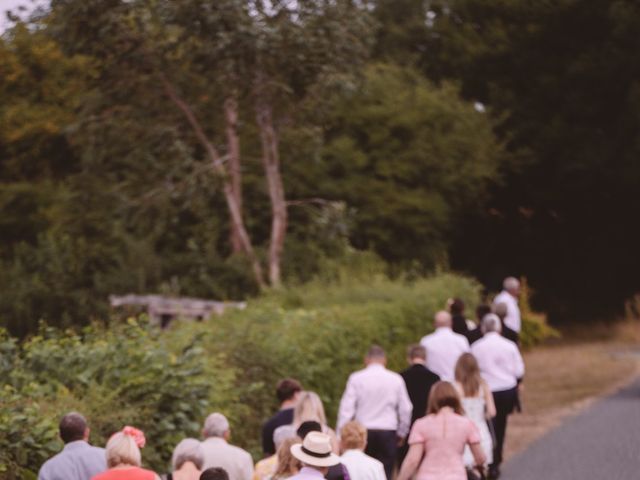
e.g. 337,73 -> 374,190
504,341 -> 640,460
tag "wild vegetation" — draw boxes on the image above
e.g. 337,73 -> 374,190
0,263 -> 556,478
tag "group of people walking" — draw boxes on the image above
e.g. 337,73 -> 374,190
38,278 -> 525,480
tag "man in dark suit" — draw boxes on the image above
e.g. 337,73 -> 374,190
397,344 -> 440,464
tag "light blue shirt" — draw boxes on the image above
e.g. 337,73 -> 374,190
38,440 -> 107,480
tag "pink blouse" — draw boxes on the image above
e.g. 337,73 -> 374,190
408,407 -> 480,480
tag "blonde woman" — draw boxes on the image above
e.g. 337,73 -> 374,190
454,353 -> 496,469
92,426 -> 160,480
269,437 -> 302,480
275,391 -> 339,452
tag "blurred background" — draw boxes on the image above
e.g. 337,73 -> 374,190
2,0 -> 640,337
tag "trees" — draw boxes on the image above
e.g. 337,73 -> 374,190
45,0 -> 372,288
317,64 -> 503,268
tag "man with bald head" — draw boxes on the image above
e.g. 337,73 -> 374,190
419,310 -> 470,381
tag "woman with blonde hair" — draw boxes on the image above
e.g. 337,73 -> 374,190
454,353 -> 496,471
92,426 -> 160,480
397,382 -> 485,480
269,437 -> 302,480
275,391 -> 339,452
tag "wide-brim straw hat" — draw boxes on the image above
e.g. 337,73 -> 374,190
290,431 -> 340,467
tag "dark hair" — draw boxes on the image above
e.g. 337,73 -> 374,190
276,378 -> 302,403
475,304 -> 492,322
406,344 -> 426,360
366,345 -> 385,359
427,381 -> 464,415
200,467 -> 230,480
296,420 -> 322,439
450,298 -> 465,315
59,412 -> 88,444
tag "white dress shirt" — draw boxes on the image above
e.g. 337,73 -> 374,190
493,290 -> 521,332
340,449 -> 386,480
336,363 -> 413,437
420,327 -> 470,381
201,437 -> 254,480
471,332 -> 525,392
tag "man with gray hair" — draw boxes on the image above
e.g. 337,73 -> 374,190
471,314 -> 525,479
38,412 -> 106,480
493,276 -> 522,333
337,345 -> 413,480
201,413 -> 253,480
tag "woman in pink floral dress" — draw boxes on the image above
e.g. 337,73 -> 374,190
397,382 -> 486,480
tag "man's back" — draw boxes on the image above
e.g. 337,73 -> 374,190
261,407 -> 294,455
400,364 -> 440,424
420,328 -> 470,381
493,291 -> 521,332
337,364 -> 412,436
471,332 -> 524,392
201,437 -> 253,480
38,441 -> 106,480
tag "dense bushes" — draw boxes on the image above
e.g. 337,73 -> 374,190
0,269 -> 555,477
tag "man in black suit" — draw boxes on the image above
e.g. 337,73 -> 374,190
261,378 -> 302,456
397,344 -> 440,464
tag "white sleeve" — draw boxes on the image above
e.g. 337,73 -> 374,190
397,379 -> 413,438
512,345 -> 525,379
337,375 -> 358,432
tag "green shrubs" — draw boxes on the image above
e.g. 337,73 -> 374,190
0,269 -> 557,476
0,321 -> 223,477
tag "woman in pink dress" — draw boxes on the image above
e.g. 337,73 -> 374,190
92,426 -> 160,480
397,382 -> 486,480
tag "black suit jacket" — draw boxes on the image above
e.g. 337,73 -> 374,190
400,364 -> 440,425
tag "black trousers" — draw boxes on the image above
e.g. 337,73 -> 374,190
365,429 -> 397,480
491,387 -> 519,468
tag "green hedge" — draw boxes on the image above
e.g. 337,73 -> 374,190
0,270 -> 555,476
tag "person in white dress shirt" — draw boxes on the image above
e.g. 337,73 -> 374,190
420,311 -> 470,381
492,277 -> 521,333
200,413 -> 254,480
339,421 -> 386,480
288,432 -> 341,480
471,314 -> 525,480
336,345 -> 412,480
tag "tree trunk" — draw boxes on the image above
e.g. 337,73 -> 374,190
224,96 -> 243,254
256,101 -> 287,287
162,77 -> 266,289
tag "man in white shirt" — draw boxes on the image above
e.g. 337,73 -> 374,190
419,310 -> 470,381
493,276 -> 521,333
336,345 -> 412,480
471,314 -> 525,480
200,413 -> 254,480
38,412 -> 106,480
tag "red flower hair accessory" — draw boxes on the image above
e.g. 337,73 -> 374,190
122,426 -> 146,448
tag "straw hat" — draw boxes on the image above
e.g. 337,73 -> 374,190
290,432 -> 340,467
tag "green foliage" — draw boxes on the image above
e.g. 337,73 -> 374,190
518,279 -> 561,349
0,266 -> 556,474
316,64 -> 503,267
0,321 -> 223,475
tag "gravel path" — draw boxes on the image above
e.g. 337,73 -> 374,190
501,376 -> 640,480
